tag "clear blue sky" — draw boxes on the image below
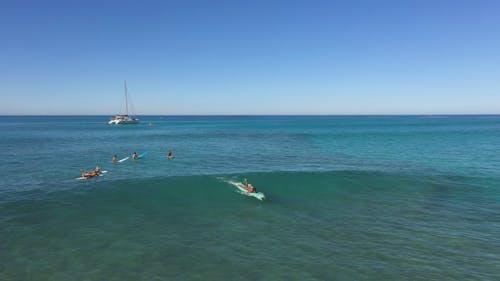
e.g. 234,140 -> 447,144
1,0 -> 499,115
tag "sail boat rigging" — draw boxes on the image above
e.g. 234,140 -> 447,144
108,81 -> 139,125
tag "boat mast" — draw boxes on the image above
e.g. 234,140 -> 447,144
124,80 -> 128,116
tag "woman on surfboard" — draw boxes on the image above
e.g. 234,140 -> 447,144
167,150 -> 174,159
82,166 -> 101,179
112,155 -> 118,163
132,152 -> 138,160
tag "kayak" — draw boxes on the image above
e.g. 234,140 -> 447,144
76,171 -> 108,180
228,181 -> 265,201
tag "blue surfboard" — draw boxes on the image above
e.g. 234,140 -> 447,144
137,152 -> 149,159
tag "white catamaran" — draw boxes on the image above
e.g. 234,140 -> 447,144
109,81 -> 139,125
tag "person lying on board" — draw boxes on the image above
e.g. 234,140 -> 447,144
244,178 -> 257,193
82,166 -> 101,179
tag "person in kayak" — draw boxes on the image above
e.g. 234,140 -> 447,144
244,178 -> 257,193
112,155 -> 118,163
132,152 -> 138,160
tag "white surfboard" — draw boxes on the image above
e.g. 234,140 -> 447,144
118,157 -> 129,163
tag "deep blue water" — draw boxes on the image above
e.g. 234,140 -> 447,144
1,115 -> 499,280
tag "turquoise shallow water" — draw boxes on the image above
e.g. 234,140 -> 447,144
1,116 -> 500,280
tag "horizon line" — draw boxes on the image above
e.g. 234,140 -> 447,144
1,113 -> 499,117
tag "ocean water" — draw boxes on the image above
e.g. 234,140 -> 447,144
1,115 -> 499,280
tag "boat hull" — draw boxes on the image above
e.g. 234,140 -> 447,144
108,119 -> 139,124
108,115 -> 139,124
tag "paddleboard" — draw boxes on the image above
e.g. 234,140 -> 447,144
227,181 -> 265,201
75,170 -> 108,180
